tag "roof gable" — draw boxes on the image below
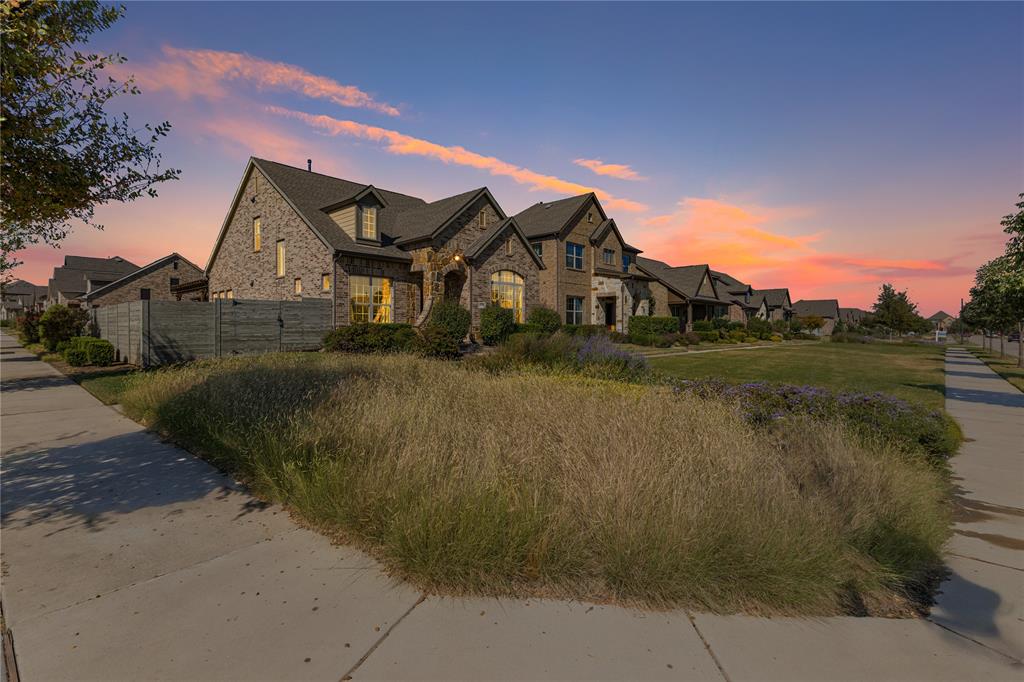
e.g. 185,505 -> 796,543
793,299 -> 841,319
465,217 -> 545,269
393,187 -> 507,246
513,193 -> 606,239
85,253 -> 201,300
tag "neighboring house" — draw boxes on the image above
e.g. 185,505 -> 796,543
84,253 -> 204,307
927,310 -> 955,331
0,279 -> 47,320
513,194 -> 655,331
751,288 -> 793,322
710,270 -> 766,322
48,255 -> 139,307
839,307 -> 869,326
206,158 -> 544,336
793,299 -> 841,335
635,259 -> 726,331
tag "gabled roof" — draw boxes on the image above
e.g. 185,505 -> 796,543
588,218 -> 643,255
464,217 -> 545,269
50,256 -> 139,296
793,299 -> 841,319
839,307 -> 869,323
927,310 -> 954,321
752,288 -> 792,309
1,279 -> 45,297
636,258 -> 720,303
62,255 -> 138,274
513,193 -> 605,239
393,187 -> 507,245
85,253 -> 202,300
709,269 -> 760,308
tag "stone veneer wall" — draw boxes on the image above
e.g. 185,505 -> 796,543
89,259 -> 204,307
468,221 -> 540,332
208,168 -> 333,302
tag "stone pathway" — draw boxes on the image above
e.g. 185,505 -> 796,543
1,335 -> 1020,680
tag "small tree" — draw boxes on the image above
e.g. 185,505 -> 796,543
799,315 -> 825,334
479,305 -> 516,345
38,304 -> 88,351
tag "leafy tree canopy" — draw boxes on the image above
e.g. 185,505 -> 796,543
1,0 -> 179,278
871,283 -> 926,335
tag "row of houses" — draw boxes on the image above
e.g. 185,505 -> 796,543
10,157 -> 891,338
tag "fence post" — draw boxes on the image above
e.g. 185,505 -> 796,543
141,299 -> 150,367
279,300 -> 284,352
214,299 -> 221,358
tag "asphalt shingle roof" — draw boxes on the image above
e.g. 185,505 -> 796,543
50,256 -> 139,297
927,310 -> 954,321
513,194 -> 593,238
636,258 -> 720,302
85,253 -> 201,300
752,288 -> 792,309
793,299 -> 841,319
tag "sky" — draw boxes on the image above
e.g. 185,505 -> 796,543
15,1 -> 1023,315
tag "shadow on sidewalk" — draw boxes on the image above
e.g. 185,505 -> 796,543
946,387 -> 1024,409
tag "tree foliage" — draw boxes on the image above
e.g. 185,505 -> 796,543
1,0 -> 179,277
871,283 -> 929,335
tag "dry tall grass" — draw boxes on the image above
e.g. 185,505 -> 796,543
121,353 -> 950,614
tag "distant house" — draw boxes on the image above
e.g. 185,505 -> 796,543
84,253 -> 204,307
48,256 -> 139,307
839,307 -> 869,326
927,310 -> 955,331
710,270 -> 767,322
751,288 -> 793,322
0,279 -> 47,320
793,299 -> 841,335
635,259 -> 726,331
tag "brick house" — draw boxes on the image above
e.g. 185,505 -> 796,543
710,270 -> 769,322
513,193 -> 657,331
793,299 -> 841,335
205,158 -> 543,336
752,288 -> 793,322
0,279 -> 47,321
47,256 -> 139,307
926,310 -> 955,331
634,258 -> 729,331
84,253 -> 204,307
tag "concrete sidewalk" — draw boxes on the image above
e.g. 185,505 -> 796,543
1,335 -> 1021,680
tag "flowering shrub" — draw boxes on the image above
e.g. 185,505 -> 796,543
470,331 -> 648,381
670,379 -> 959,466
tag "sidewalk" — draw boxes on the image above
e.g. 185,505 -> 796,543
1,335 -> 1020,680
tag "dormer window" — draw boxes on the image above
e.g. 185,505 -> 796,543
361,206 -> 377,240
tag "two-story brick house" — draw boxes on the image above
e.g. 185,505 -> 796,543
85,253 -> 204,307
513,193 -> 656,331
206,158 -> 543,336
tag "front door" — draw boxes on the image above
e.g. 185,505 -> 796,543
602,298 -> 616,330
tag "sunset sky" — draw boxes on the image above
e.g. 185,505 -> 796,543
15,1 -> 1023,315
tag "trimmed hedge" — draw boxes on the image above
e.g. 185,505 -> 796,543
86,339 -> 115,366
429,300 -> 471,342
480,305 -> 516,345
628,316 -> 679,337
323,324 -> 418,353
561,324 -> 607,338
696,330 -> 720,343
59,337 -> 114,367
526,306 -> 561,335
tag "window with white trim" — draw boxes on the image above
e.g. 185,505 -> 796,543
322,274 -> 331,291
294,278 -> 302,295
566,296 -> 584,325
603,248 -> 614,265
350,275 -> 392,323
275,240 -> 285,277
565,242 -> 584,270
361,207 -> 377,240
253,217 -> 261,251
490,270 -> 524,323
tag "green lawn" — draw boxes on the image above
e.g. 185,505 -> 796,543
76,369 -> 137,404
650,341 -> 948,409
971,349 -> 1024,392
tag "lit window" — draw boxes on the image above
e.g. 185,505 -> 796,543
322,274 -> 331,291
276,240 -> 285,276
253,217 -> 261,251
532,242 -> 543,259
490,270 -> 524,323
566,296 -> 584,325
350,275 -> 392,323
478,211 -> 487,227
565,242 -> 584,270
361,207 -> 377,240
621,254 -> 630,273
226,290 -> 234,299
294,278 -> 302,294
603,248 -> 614,265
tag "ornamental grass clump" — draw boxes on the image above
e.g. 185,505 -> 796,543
470,331 -> 648,381
121,353 -> 950,615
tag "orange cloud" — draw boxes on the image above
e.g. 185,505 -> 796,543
269,107 -> 649,212
630,196 -> 964,304
122,46 -> 400,116
573,158 -> 645,181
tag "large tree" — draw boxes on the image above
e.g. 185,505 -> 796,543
871,283 -> 926,337
1002,193 -> 1024,267
1,0 -> 179,278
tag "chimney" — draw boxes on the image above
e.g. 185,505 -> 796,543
307,159 -> 312,172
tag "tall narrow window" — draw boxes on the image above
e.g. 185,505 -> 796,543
350,275 -> 392,323
140,288 -> 151,301
253,217 -> 261,251
532,242 -> 543,259
361,207 -> 377,240
322,274 -> 331,291
294,278 -> 302,294
506,238 -> 513,256
276,240 -> 285,276
226,290 -> 234,299
621,254 -> 631,273
565,242 -> 584,270
478,211 -> 487,227
566,296 -> 583,325
490,270 -> 524,323
603,248 -> 614,265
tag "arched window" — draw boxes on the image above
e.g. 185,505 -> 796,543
490,270 -> 524,323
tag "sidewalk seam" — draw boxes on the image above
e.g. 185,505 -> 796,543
947,552 -> 1023,573
925,619 -> 1023,664
340,594 -> 426,681
685,611 -> 731,682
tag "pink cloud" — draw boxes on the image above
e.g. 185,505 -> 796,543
269,107 -> 650,212
573,158 -> 646,181
121,45 -> 400,116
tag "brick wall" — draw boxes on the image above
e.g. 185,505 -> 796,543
335,256 -> 421,326
208,168 -> 333,302
468,223 -> 540,332
90,258 -> 204,307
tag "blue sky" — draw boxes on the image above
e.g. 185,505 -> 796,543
19,1 -> 1023,313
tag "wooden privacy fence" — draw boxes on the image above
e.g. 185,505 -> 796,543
92,299 -> 333,366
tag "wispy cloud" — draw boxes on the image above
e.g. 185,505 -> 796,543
573,158 -> 646,181
124,45 -> 401,116
269,107 -> 649,212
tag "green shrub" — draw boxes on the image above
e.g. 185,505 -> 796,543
480,305 -> 516,345
526,306 -> 561,335
86,338 -> 115,366
429,300 -> 471,342
683,331 -> 702,345
15,310 -> 41,344
696,330 -> 719,343
39,305 -> 88,351
63,346 -> 89,366
728,329 -> 747,342
628,332 -> 659,347
769,334 -> 783,342
712,318 -> 731,330
415,325 -> 461,359
323,324 -> 417,353
744,336 -> 759,343
629,316 -> 679,337
692,320 -> 714,332
561,324 -> 608,338
747,318 -> 772,338
832,333 -> 874,344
